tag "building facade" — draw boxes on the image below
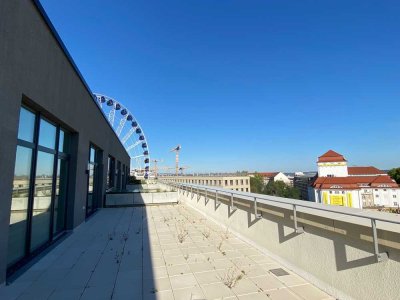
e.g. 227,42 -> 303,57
293,172 -> 316,201
0,0 -> 130,283
161,175 -> 251,192
249,172 -> 292,186
309,150 -> 399,209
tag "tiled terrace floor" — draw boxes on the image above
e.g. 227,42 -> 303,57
0,205 -> 334,300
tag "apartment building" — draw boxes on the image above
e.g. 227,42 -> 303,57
161,175 -> 251,192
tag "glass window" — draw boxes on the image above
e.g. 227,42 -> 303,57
54,158 -> 68,235
7,146 -> 32,266
30,151 -> 55,251
38,118 -> 56,149
17,107 -> 36,142
58,129 -> 69,153
90,148 -> 96,163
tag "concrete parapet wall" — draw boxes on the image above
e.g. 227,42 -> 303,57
105,192 -> 178,206
177,189 -> 400,300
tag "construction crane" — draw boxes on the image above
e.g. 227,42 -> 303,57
170,145 -> 181,176
178,166 -> 190,175
151,159 -> 163,178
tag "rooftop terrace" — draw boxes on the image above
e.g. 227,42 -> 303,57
0,204 -> 332,300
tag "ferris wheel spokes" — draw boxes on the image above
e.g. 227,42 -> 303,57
93,93 -> 151,179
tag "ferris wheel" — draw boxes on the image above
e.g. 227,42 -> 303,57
93,93 -> 150,179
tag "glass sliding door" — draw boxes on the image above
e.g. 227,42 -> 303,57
30,151 -> 54,251
7,106 -> 70,272
8,146 -> 33,266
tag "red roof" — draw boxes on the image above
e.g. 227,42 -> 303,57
257,172 -> 279,178
348,166 -> 385,175
317,150 -> 347,163
312,175 -> 398,190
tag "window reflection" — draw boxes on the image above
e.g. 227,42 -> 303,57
30,151 -> 54,251
9,105 -> 71,269
17,107 -> 36,142
7,146 -> 32,266
58,129 -> 70,153
38,118 -> 56,149
54,158 -> 68,235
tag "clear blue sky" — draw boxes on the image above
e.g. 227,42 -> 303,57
40,0 -> 400,172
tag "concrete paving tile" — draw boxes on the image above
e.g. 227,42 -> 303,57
169,273 -> 198,289
144,289 -> 174,300
15,286 -> 55,300
48,288 -> 83,300
80,284 -> 114,300
239,248 -> 261,256
163,248 -> 182,256
185,247 -> 202,255
266,287 -> 302,300
237,292 -> 270,300
0,282 -> 32,300
273,274 -> 308,287
167,264 -> 191,276
250,274 -> 285,291
245,265 -> 268,278
290,284 -> 331,300
201,282 -> 235,299
194,270 -> 221,285
112,279 -> 142,299
164,255 -> 187,266
152,257 -> 166,267
172,285 -> 205,300
212,258 -> 235,270
143,277 -> 172,294
189,261 -> 214,273
249,255 -> 275,264
231,278 -> 260,296
144,266 -> 169,279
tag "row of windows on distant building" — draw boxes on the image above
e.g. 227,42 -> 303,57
174,178 -> 249,186
167,178 -> 250,192
327,190 -> 397,198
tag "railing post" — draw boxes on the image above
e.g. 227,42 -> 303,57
254,197 -> 262,219
197,187 -> 200,200
371,219 -> 388,262
191,186 -> 193,199
215,190 -> 220,205
293,204 -> 304,233
205,188 -> 208,202
230,192 -> 237,211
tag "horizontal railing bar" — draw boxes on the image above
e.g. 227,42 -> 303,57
161,181 -> 400,226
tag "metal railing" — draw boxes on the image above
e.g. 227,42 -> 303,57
160,181 -> 400,263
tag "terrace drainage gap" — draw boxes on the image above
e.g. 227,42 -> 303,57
269,268 -> 290,276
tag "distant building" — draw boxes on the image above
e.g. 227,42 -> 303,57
249,172 -> 291,186
161,175 -> 251,192
293,172 -> 316,201
309,150 -> 400,209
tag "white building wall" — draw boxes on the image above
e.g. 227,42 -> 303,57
272,172 -> 290,185
317,162 -> 348,177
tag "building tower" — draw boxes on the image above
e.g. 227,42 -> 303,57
317,150 -> 348,177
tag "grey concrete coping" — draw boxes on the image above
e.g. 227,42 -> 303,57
161,182 -> 400,233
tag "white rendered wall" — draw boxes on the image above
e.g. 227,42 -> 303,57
318,163 -> 348,177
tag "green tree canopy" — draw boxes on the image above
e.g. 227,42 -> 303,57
264,180 -> 300,199
250,174 -> 265,194
388,168 -> 400,184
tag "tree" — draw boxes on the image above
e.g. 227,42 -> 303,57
388,168 -> 400,184
250,174 -> 265,193
264,180 -> 300,199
